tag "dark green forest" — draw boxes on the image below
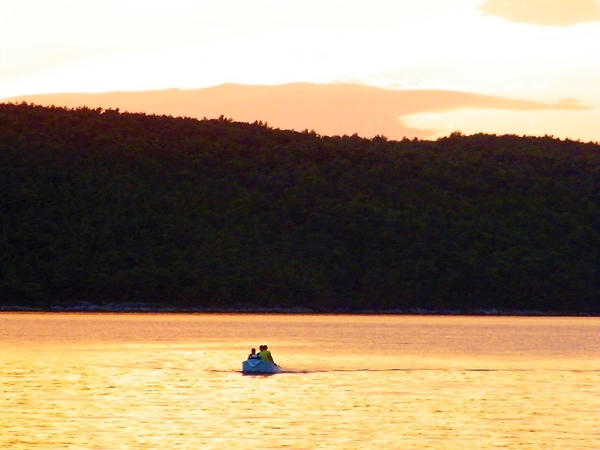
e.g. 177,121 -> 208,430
1,103 -> 599,314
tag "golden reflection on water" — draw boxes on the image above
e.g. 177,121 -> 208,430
1,313 -> 598,449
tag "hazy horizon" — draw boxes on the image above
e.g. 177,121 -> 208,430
4,82 -> 595,141
2,0 -> 599,141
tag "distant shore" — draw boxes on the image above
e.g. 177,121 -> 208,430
1,303 -> 596,317
3,105 -> 600,315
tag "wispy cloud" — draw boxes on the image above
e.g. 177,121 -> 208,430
479,0 -> 600,26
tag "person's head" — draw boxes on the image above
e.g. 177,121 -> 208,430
250,348 -> 256,354
263,345 -> 268,350
259,345 -> 264,351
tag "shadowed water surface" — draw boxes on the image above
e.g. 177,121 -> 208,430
1,314 -> 598,449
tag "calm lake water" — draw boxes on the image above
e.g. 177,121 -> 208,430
1,313 -> 598,449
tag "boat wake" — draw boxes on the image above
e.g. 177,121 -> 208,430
274,368 -> 600,374
210,367 -> 600,375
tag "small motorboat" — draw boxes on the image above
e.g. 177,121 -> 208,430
242,358 -> 282,374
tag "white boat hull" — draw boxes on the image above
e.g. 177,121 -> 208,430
242,359 -> 282,374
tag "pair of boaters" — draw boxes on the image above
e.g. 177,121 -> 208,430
248,345 -> 277,365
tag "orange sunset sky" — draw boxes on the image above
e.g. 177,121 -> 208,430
1,0 -> 599,141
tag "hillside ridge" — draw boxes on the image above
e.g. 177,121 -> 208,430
1,103 -> 599,314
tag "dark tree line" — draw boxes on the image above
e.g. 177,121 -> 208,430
1,103 -> 599,313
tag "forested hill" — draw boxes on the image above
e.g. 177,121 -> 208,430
1,103 -> 599,314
